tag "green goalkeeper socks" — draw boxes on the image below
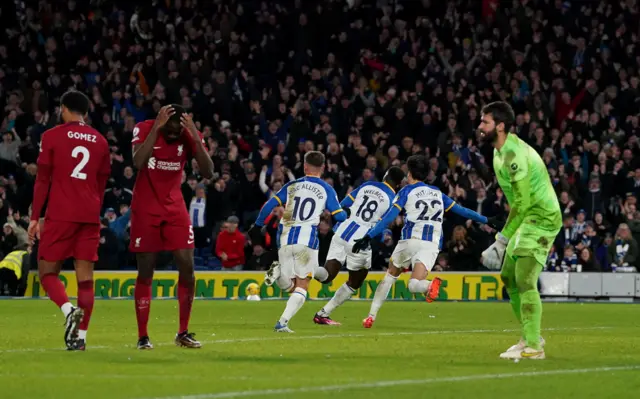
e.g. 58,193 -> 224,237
500,255 -> 522,325
515,256 -> 543,350
507,287 -> 521,324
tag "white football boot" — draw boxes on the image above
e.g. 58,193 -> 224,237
500,336 -> 545,359
500,346 -> 546,360
264,261 -> 282,286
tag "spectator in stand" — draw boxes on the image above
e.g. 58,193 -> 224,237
608,224 -> 639,272
446,226 -> 480,271
578,248 -> 601,272
97,218 -> 118,270
560,245 -> 578,272
0,0 -> 638,272
215,216 -> 246,271
189,184 -> 209,250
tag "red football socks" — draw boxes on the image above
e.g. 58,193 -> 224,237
178,276 -> 195,334
135,277 -> 152,338
40,273 -> 70,308
77,280 -> 94,331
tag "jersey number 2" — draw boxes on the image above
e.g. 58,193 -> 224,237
70,146 -> 90,180
416,200 -> 443,222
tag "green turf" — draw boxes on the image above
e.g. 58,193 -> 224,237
1,300 -> 639,399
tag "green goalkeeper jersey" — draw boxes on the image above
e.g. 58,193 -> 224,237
493,133 -> 562,239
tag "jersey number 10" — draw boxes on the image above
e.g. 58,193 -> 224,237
291,197 -> 317,221
70,146 -> 90,180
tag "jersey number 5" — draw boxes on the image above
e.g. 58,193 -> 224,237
70,146 -> 90,180
416,200 -> 443,222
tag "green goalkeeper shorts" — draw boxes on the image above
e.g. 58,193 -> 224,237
505,222 -> 560,267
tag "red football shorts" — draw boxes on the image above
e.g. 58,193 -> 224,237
129,211 -> 195,253
39,220 -> 100,262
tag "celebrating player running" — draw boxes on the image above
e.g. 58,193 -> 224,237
312,166 -> 406,325
29,90 -> 111,351
478,102 -> 562,360
130,104 -> 213,349
250,151 -> 347,332
352,155 -> 501,328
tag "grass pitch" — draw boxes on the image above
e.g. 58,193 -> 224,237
0,300 -> 639,399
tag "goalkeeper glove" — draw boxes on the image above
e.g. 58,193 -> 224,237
481,233 -> 509,270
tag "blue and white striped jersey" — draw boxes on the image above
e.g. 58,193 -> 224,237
273,176 -> 343,249
394,182 -> 454,245
334,181 -> 396,244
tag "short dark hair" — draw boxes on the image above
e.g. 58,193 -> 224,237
407,155 -> 428,181
61,90 -> 90,115
481,101 -> 515,131
304,151 -> 325,168
168,104 -> 185,123
384,166 -> 405,188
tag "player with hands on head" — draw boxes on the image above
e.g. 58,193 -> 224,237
130,104 -> 213,350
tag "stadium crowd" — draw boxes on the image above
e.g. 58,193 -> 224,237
0,0 -> 639,278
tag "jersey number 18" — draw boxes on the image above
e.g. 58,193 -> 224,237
355,195 -> 379,222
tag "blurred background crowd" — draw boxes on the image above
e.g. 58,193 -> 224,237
0,0 -> 639,277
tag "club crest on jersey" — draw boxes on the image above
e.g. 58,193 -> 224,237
177,145 -> 184,156
135,237 -> 141,247
510,162 -> 518,171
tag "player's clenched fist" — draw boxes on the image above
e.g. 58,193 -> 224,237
154,105 -> 175,128
481,233 -> 508,270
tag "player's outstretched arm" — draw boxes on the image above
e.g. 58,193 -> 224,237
255,184 -> 289,227
501,178 -> 531,239
132,105 -> 174,170
442,194 -> 488,225
255,196 -> 281,227
367,205 -> 401,239
181,113 -> 214,179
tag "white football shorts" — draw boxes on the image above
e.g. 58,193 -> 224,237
278,244 -> 319,279
390,239 -> 439,271
325,234 -> 371,271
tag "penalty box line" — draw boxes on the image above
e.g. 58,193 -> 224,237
0,326 -> 611,354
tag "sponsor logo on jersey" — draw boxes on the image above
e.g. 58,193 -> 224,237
147,156 -> 181,171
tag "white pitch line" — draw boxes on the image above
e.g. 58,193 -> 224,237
143,365 -> 640,399
0,326 -> 611,354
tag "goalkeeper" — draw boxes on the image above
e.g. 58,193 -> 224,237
478,102 -> 562,360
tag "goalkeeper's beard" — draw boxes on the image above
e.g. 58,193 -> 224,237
479,127 -> 498,144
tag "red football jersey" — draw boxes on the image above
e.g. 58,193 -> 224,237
33,121 -> 111,223
130,120 -> 204,218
